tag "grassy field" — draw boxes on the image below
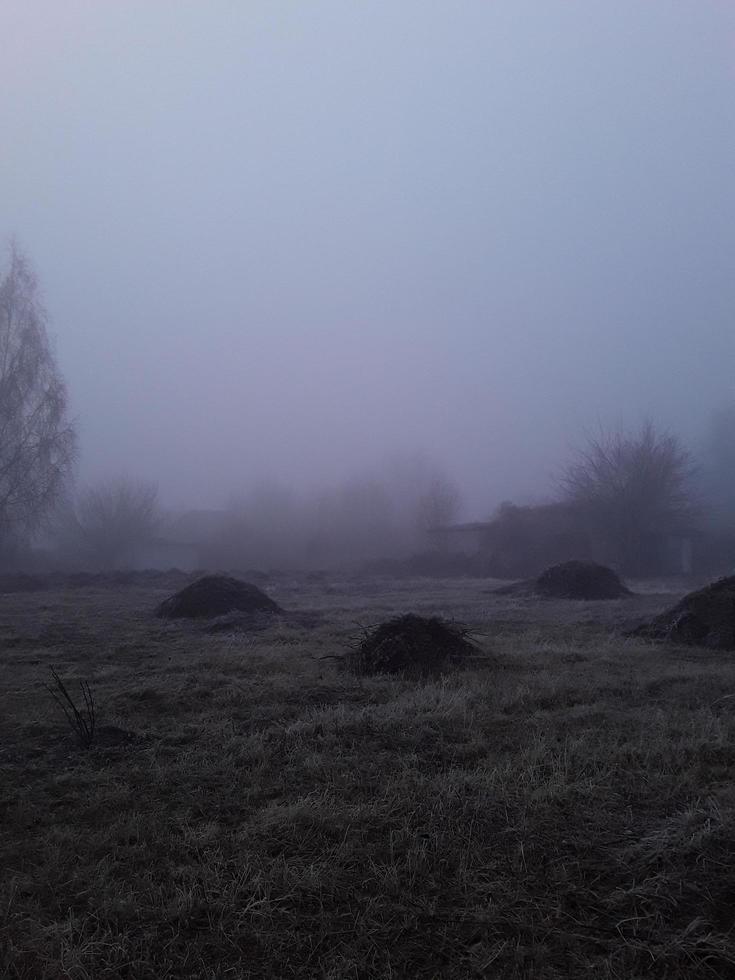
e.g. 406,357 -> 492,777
2,573 -> 735,979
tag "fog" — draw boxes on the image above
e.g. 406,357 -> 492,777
2,1 -> 734,519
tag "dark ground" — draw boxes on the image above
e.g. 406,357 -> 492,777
2,573 -> 735,979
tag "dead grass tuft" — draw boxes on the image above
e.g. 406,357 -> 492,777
44,668 -> 96,748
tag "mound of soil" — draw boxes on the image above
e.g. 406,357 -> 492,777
156,574 -> 282,620
535,560 -> 631,600
632,576 -> 735,650
348,614 -> 475,677
494,560 -> 630,600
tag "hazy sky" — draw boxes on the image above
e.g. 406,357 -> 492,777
2,1 -> 734,515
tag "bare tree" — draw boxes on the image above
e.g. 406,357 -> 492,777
560,421 -> 697,574
0,242 -> 76,551
56,478 -> 160,569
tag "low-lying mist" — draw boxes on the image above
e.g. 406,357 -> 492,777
43,452 -> 462,573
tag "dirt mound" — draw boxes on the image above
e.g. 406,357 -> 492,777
348,614 -> 476,677
535,561 -> 631,599
633,576 -> 735,649
492,560 -> 630,600
155,574 -> 282,620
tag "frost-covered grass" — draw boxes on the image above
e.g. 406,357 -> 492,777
2,574 -> 734,978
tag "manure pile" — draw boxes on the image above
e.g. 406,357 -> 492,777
633,575 -> 735,650
349,614 -> 475,677
156,574 -> 281,620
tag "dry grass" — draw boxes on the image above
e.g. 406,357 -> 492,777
2,575 -> 735,978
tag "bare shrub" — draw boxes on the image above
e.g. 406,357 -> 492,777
45,668 -> 96,747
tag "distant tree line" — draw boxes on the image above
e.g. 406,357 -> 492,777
1,239 -> 733,575
53,478 -> 161,570
199,456 -> 462,571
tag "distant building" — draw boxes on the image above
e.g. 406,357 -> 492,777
429,503 -> 719,578
429,502 -> 590,577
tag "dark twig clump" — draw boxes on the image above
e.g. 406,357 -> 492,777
632,575 -> 735,650
155,574 -> 282,620
45,668 -> 96,748
348,614 -> 476,677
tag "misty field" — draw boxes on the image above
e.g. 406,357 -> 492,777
2,574 -> 735,979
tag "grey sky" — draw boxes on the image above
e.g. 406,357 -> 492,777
2,1 -> 733,515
